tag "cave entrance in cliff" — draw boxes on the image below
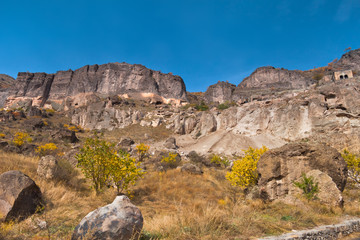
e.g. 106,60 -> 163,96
344,75 -> 349,79
340,75 -> 344,80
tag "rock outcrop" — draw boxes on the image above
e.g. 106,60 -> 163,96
6,62 -> 187,108
72,195 -> 143,240
257,143 -> 347,204
204,81 -> 236,103
0,170 -> 43,222
334,48 -> 360,71
238,66 -> 314,90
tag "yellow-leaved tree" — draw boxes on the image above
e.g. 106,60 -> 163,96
226,146 -> 268,189
341,149 -> 360,184
109,150 -> 145,194
76,137 -> 144,194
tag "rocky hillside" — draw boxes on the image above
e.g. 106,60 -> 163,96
6,63 -> 187,108
204,49 -> 360,104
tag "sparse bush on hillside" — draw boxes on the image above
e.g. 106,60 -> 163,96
342,149 -> 360,184
210,154 -> 230,168
312,72 -> 324,81
161,152 -> 180,169
195,101 -> 209,111
76,137 -> 144,194
293,173 -> 319,201
12,132 -> 32,147
226,146 -> 268,189
217,101 -> 236,110
135,143 -> 150,162
36,143 -> 58,156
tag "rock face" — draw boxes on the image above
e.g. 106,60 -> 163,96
0,170 -> 42,222
238,66 -> 314,90
257,143 -> 347,204
72,195 -> 143,240
204,81 -> 236,103
7,62 -> 187,108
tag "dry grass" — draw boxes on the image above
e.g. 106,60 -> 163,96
0,151 -> 358,239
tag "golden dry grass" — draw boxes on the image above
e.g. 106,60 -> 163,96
0,151 -> 358,239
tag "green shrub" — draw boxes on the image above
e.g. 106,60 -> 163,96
195,102 -> 209,111
293,173 -> 319,201
210,154 -> 229,167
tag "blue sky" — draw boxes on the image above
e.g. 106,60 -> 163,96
0,0 -> 359,92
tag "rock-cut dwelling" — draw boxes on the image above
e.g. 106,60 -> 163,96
333,70 -> 353,81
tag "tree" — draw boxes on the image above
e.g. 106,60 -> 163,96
76,137 -> 144,194
109,150 -> 145,194
226,146 -> 268,189
341,149 -> 360,184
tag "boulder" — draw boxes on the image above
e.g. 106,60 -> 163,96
257,142 -> 347,202
71,195 -> 143,240
181,163 -> 203,175
37,155 -> 60,180
0,170 -> 42,222
164,137 -> 177,149
117,137 -> 135,152
291,170 -> 344,206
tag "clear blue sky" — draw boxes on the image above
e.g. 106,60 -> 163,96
0,0 -> 359,92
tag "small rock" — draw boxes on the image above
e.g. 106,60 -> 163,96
71,195 -> 143,240
181,163 -> 203,175
164,137 -> 177,149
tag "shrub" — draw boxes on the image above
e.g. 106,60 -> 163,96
312,73 -> 324,81
210,154 -> 229,167
293,173 -> 319,201
226,146 -> 268,189
12,132 -> 32,147
76,137 -> 144,194
135,143 -> 150,162
195,102 -> 209,111
36,143 -> 58,156
217,101 -> 236,110
341,149 -> 360,184
161,152 -> 180,169
0,133 -> 5,138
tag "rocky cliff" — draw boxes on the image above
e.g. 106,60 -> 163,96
238,66 -> 314,90
0,74 -> 15,107
7,63 -> 187,107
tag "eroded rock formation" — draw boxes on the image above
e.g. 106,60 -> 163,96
6,62 -> 187,108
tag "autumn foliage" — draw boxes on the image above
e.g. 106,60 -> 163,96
226,146 -> 268,189
76,137 -> 144,194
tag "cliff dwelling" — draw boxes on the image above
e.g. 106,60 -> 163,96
333,70 -> 353,81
